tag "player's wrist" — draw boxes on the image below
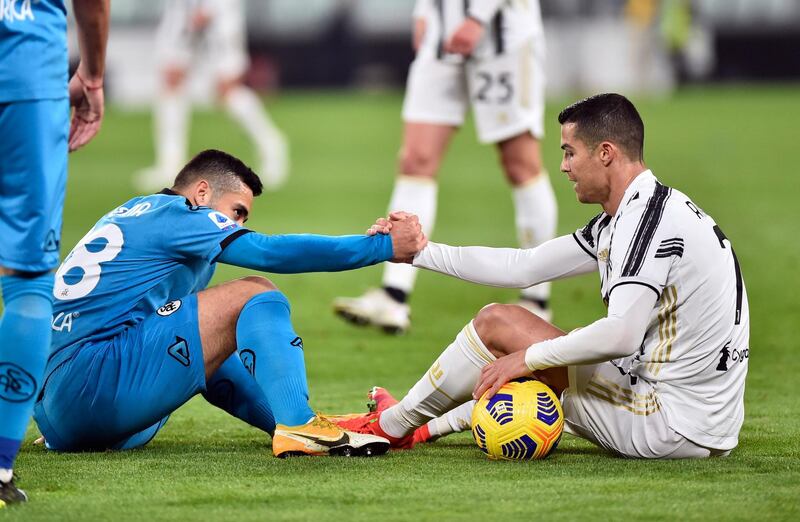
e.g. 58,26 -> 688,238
524,345 -> 540,372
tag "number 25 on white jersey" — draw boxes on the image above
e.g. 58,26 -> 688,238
54,224 -> 124,301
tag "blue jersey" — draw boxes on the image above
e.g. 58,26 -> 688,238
50,192 -> 248,369
49,190 -> 394,372
0,0 -> 68,102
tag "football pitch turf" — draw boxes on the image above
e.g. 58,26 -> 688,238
5,86 -> 799,520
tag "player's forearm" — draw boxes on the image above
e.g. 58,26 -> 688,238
218,232 -> 393,274
72,0 -> 111,83
413,236 -> 596,288
467,0 -> 505,24
524,284 -> 657,370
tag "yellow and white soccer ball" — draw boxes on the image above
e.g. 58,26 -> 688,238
471,378 -> 564,460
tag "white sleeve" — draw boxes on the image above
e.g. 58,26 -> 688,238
467,0 -> 505,24
412,0 -> 433,19
412,235 -> 596,289
524,283 -> 658,370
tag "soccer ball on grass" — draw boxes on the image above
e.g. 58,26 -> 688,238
471,378 -> 563,460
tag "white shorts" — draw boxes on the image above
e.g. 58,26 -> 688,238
156,0 -> 249,80
402,40 -> 545,144
562,362 -> 730,459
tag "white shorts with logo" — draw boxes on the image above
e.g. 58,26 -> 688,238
562,362 -> 730,459
402,40 -> 545,144
156,0 -> 248,80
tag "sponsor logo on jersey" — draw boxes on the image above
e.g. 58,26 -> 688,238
0,362 -> 37,403
51,311 -> 79,333
0,0 -> 35,23
208,211 -> 237,231
157,300 -> 182,317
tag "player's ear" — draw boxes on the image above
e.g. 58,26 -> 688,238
195,179 -> 212,205
599,142 -> 615,167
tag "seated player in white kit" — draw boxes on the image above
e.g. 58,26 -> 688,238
136,0 -> 288,191
337,94 -> 749,459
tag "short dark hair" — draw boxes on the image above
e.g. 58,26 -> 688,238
173,149 -> 263,197
558,93 -> 645,161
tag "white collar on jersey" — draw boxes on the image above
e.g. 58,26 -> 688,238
620,169 -> 656,209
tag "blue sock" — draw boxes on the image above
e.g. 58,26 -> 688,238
203,353 -> 276,435
0,273 -> 54,470
235,291 -> 314,427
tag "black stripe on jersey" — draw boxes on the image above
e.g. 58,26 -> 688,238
655,248 -> 684,259
608,280 -> 661,299
212,229 -> 253,263
659,237 -> 684,247
492,11 -> 505,55
597,215 -> 612,237
621,183 -> 672,277
572,232 -> 597,260
713,225 -> 744,325
580,212 -> 605,249
435,0 -> 445,60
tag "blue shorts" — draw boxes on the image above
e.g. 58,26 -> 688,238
0,98 -> 69,273
33,294 -> 207,451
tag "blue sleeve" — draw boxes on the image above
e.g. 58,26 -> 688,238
216,232 -> 394,273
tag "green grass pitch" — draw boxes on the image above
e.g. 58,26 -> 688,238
5,86 -> 799,520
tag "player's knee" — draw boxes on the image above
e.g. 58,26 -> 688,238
500,153 -> 541,187
398,146 -> 438,177
238,275 -> 277,295
474,303 -> 515,348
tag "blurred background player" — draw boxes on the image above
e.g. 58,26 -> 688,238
0,0 -> 110,506
134,0 -> 289,192
333,0 -> 558,334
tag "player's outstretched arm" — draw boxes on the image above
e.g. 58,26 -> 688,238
68,0 -> 110,152
216,218 -> 426,274
412,236 -> 596,289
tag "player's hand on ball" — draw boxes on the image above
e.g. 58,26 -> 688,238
68,66 -> 105,152
445,17 -> 484,56
389,213 -> 427,263
473,351 -> 532,400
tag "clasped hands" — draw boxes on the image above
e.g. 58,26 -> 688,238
366,211 -> 427,263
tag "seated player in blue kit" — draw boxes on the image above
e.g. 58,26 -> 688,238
33,149 -> 426,458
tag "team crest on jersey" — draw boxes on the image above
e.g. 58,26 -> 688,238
208,211 -> 237,231
597,249 -> 609,262
157,300 -> 182,316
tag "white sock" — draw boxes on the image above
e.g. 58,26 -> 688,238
379,321 -> 494,438
513,171 -> 557,302
154,89 -> 189,181
382,175 -> 438,293
426,400 -> 476,438
224,86 -> 288,188
0,468 -> 12,484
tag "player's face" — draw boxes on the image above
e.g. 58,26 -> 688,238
212,187 -> 253,225
560,123 -> 609,205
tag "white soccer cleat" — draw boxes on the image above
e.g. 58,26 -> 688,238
333,288 -> 410,335
515,298 -> 553,323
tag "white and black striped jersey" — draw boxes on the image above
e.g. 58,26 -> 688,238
572,170 -> 749,449
414,169 -> 749,450
413,0 -> 545,61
